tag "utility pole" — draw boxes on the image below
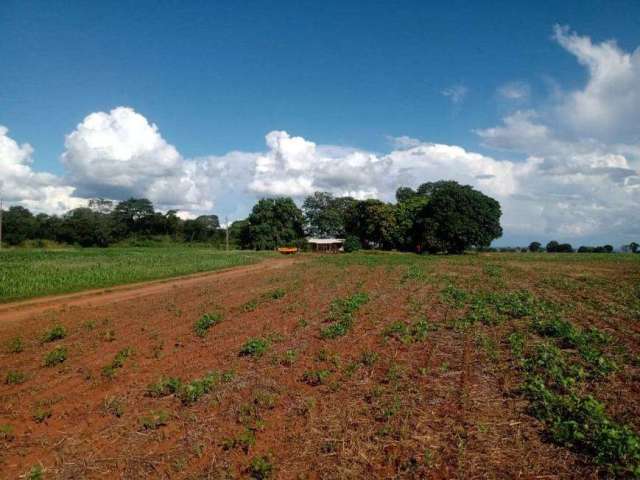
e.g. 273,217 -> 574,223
225,216 -> 229,252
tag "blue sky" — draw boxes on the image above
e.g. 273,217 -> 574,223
1,0 -> 640,245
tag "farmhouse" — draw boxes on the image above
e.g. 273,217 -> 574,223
307,238 -> 344,253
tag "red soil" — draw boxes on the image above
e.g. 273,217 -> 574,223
0,255 -> 635,479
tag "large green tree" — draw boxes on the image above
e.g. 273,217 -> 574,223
245,198 -> 305,250
345,199 -> 397,249
183,215 -> 220,242
302,192 -> 356,237
1,206 -> 37,245
59,208 -> 113,247
414,181 -> 502,254
111,198 -> 156,238
394,187 -> 428,251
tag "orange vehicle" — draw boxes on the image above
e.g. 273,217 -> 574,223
277,247 -> 298,255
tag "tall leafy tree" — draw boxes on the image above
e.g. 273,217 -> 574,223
302,192 -> 356,237
528,241 -> 542,252
34,213 -> 63,241
547,240 -> 573,253
245,198 -> 305,250
59,208 -> 113,247
414,181 -> 502,254
111,198 -> 155,238
182,215 -> 219,242
345,199 -> 397,249
88,198 -> 115,214
1,206 -> 37,245
394,188 -> 428,251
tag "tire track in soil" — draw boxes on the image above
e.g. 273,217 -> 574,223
0,257 -> 299,326
454,331 -> 473,479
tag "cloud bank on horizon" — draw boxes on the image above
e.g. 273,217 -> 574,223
1,26 -> 639,243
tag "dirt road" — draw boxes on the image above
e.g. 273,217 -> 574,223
0,256 -> 299,326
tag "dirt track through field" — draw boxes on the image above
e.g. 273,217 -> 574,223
0,257 -> 299,326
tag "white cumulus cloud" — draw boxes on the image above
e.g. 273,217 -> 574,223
552,25 -> 640,142
0,126 -> 84,214
474,25 -> 640,241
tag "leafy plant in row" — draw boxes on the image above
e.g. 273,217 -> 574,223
321,292 -> 369,339
147,371 -> 233,405
194,312 -> 223,337
240,338 -> 270,357
102,347 -> 133,378
41,325 -> 66,343
516,325 -> 637,474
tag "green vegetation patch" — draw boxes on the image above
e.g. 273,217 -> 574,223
147,371 -> 231,405
248,455 -> 274,479
140,410 -> 169,430
240,338 -> 270,358
222,428 -> 256,453
6,336 -> 24,353
383,317 -> 435,343
510,294 -> 638,475
194,312 -> 223,337
302,369 -> 331,386
321,291 -> 369,339
5,370 -> 26,385
102,347 -> 133,378
41,325 -> 67,343
44,346 -> 67,367
0,248 -> 275,303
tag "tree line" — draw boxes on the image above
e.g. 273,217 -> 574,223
2,181 -> 637,254
527,241 -> 639,253
1,180 -> 505,253
241,181 -> 503,254
0,198 -> 230,248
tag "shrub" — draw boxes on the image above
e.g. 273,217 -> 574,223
6,336 -> 24,353
249,455 -> 274,479
179,372 -> 221,405
302,369 -> 331,386
321,292 -> 369,339
222,428 -> 256,453
265,288 -> 285,300
102,396 -> 124,417
508,331 -> 526,358
5,370 -> 26,385
240,338 -> 269,358
32,407 -> 52,423
243,299 -> 259,312
140,410 -> 169,430
27,465 -> 44,480
102,347 -> 133,378
44,346 -> 67,367
441,285 -> 467,308
343,236 -> 362,253
0,424 -> 14,441
280,349 -> 297,366
194,312 -> 223,337
147,376 -> 182,397
41,325 -> 66,343
360,350 -> 379,366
